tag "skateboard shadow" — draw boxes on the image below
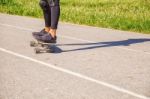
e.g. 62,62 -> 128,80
57,38 -> 150,52
53,46 -> 63,53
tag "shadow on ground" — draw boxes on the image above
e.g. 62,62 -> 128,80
56,38 -> 150,52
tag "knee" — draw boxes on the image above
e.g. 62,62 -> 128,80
39,0 -> 49,11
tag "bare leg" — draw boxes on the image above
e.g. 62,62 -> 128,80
45,27 -> 51,32
49,29 -> 56,38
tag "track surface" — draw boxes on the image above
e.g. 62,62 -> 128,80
0,13 -> 150,99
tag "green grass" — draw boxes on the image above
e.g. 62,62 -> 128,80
0,0 -> 150,34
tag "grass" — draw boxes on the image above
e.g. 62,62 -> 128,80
0,0 -> 150,34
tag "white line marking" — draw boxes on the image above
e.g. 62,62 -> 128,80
0,23 -> 150,55
0,47 -> 149,99
0,23 -> 36,32
0,23 -> 93,43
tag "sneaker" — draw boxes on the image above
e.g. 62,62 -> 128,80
32,29 -> 47,37
35,33 -> 57,43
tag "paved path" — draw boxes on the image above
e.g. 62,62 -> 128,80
0,13 -> 150,99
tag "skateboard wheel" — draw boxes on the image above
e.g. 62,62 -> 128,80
30,41 -> 36,47
34,48 -> 41,54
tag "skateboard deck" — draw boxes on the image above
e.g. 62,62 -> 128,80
30,40 -> 56,54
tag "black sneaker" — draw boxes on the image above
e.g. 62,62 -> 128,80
35,33 -> 57,43
32,29 -> 47,37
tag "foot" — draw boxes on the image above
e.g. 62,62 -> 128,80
35,33 -> 57,43
32,29 -> 47,37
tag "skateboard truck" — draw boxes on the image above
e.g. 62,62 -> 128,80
30,40 -> 55,54
34,47 -> 54,54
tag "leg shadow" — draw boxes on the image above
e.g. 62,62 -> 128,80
57,38 -> 150,52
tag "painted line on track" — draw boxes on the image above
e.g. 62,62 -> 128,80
0,47 -> 149,99
0,23 -> 150,55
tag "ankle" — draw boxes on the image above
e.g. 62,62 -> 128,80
45,27 -> 50,32
49,29 -> 56,38
48,31 -> 55,38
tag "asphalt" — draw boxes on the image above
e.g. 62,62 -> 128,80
0,13 -> 150,99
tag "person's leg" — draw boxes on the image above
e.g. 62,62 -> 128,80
50,5 -> 60,38
45,0 -> 60,38
39,0 -> 51,32
35,0 -> 60,43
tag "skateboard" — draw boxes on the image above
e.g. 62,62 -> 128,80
30,40 -> 55,54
